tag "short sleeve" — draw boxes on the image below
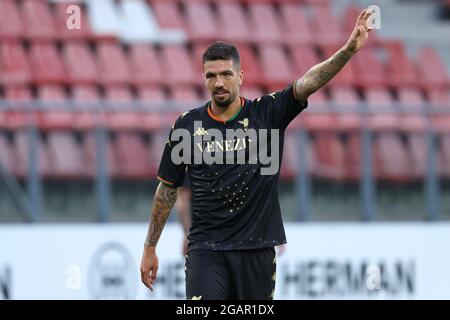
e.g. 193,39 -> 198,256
270,80 -> 308,130
157,119 -> 187,188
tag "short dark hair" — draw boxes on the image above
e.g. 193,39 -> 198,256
202,41 -> 240,68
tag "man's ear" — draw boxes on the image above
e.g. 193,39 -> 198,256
238,69 -> 244,86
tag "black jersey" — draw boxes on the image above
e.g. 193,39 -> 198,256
157,82 -> 308,251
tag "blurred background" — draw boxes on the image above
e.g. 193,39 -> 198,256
0,0 -> 449,300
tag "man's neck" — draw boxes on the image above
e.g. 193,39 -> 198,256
210,96 -> 241,122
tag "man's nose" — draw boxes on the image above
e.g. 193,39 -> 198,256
215,76 -> 224,87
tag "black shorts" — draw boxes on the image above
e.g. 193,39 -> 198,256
185,247 -> 276,300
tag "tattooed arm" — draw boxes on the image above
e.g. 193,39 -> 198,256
295,8 -> 374,102
140,182 -> 179,291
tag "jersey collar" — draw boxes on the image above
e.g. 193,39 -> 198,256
207,97 -> 246,124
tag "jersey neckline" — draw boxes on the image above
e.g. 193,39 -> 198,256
206,97 -> 246,124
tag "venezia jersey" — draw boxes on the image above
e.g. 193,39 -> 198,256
157,82 -> 308,251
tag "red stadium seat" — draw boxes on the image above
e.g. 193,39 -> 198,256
150,1 -> 185,29
0,0 -> 25,39
104,85 -> 134,102
0,134 -> 17,175
290,45 -> 321,76
83,132 -> 118,178
136,86 -> 167,104
237,44 -> 263,87
353,47 -> 387,89
216,2 -> 252,44
0,41 -> 32,85
96,42 -> 131,84
114,132 -> 152,179
38,85 -> 67,102
406,133 -> 427,180
54,1 -> 93,39
160,45 -> 197,86
63,42 -> 98,84
184,2 -> 218,43
384,41 -> 419,89
329,86 -> 360,112
129,44 -> 164,86
247,3 -> 283,44
5,86 -> 32,101
29,42 -> 66,84
415,47 -> 450,92
313,132 -> 347,181
47,132 -> 85,178
241,86 -> 264,100
169,86 -> 199,105
72,85 -> 101,102
21,0 -> 57,39
280,3 -> 314,45
374,133 -> 411,182
14,130 -> 51,178
258,44 -> 295,91
310,4 -> 344,46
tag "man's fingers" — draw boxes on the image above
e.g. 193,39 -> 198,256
357,9 -> 367,21
150,266 -> 158,281
141,271 -> 153,291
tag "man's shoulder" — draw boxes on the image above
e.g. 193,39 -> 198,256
173,102 -> 209,128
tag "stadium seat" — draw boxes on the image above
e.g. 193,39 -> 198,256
150,0 -> 185,30
310,4 -> 344,46
236,44 -> 263,87
258,44 -> 295,91
247,3 -> 283,44
83,132 -> 118,178
21,0 -> 57,39
169,86 -> 199,109
184,2 -> 218,43
5,86 -> 33,101
96,42 -> 131,84
384,41 -> 419,89
280,3 -> 314,45
47,132 -> 85,179
14,130 -> 51,179
406,133 -> 427,180
136,86 -> 167,105
0,41 -> 32,85
63,42 -> 98,84
128,44 -> 164,86
216,2 -> 252,44
54,1 -> 93,40
415,47 -> 450,92
290,45 -> 321,77
373,132 -> 411,182
0,133 -> 17,175
353,47 -> 387,90
29,42 -> 66,84
113,132 -> 152,179
160,45 -> 197,86
280,133 -> 314,180
104,85 -> 134,102
313,132 -> 347,181
241,86 -> 264,100
0,0 -> 25,39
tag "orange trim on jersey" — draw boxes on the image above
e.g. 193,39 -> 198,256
292,79 -> 299,100
157,176 -> 175,186
207,97 -> 245,124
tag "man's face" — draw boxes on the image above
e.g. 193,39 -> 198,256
203,59 -> 243,108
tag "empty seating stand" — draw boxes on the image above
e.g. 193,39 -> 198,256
47,132 -> 85,179
0,0 -> 25,40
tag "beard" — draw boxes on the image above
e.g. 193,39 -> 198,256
212,90 -> 236,108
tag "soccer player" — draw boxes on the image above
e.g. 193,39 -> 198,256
141,9 -> 374,299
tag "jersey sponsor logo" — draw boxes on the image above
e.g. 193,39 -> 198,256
238,118 -> 249,131
193,127 -> 209,136
170,121 -> 280,175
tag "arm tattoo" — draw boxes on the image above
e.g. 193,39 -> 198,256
296,49 -> 352,101
145,182 -> 178,247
